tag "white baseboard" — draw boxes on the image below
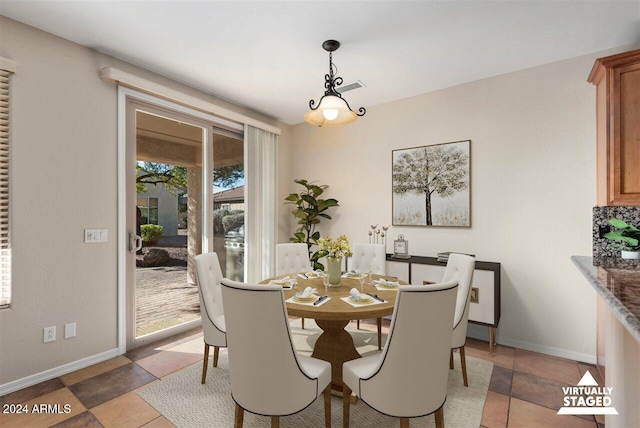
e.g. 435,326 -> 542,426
466,325 -> 596,365
497,337 -> 597,365
0,348 -> 121,396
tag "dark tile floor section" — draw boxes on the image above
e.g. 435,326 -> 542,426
68,363 -> 157,409
488,365 -> 513,396
510,371 -> 568,410
0,321 -> 604,428
50,411 -> 103,428
0,378 -> 65,406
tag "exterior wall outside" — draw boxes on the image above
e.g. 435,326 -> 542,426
0,16 -> 286,388
214,202 -> 244,212
138,184 -> 179,236
288,45 -> 636,363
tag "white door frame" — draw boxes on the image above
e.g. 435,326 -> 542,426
117,87 -> 243,353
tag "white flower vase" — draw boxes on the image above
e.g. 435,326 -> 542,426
621,250 -> 640,259
327,257 -> 342,286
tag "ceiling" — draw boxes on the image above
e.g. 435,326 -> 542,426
2,1 -> 639,125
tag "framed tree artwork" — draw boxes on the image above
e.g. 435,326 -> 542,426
392,140 -> 471,227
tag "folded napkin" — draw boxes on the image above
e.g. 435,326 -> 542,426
374,279 -> 400,288
296,286 -> 318,298
349,287 -> 369,302
342,270 -> 360,278
269,276 -> 295,286
304,270 -> 322,278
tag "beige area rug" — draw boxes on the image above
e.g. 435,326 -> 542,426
138,320 -> 493,427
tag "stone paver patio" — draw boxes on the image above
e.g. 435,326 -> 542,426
135,265 -> 200,337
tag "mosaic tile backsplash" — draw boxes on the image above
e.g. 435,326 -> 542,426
593,206 -> 640,259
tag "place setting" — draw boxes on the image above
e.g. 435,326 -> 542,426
341,287 -> 386,307
285,283 -> 331,307
341,270 -> 361,279
267,276 -> 297,290
297,269 -> 323,279
372,278 -> 400,291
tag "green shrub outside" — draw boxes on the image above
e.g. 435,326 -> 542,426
222,212 -> 244,234
141,224 -> 163,245
213,209 -> 244,235
213,209 -> 230,235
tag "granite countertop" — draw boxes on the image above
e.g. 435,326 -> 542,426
572,255 -> 640,344
592,256 -> 640,270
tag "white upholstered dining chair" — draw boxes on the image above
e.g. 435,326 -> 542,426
350,243 -> 386,275
350,243 -> 387,349
342,281 -> 459,428
276,243 -> 311,275
443,253 -> 476,387
276,243 -> 311,329
194,252 -> 227,384
220,279 -> 332,428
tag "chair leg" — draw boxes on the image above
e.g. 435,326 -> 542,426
449,349 -> 454,370
343,385 -> 352,428
234,403 -> 244,428
377,317 -> 382,350
213,346 -> 220,367
201,344 -> 210,384
435,406 -> 444,428
460,346 -> 468,387
357,319 -> 360,329
302,317 -> 305,329
271,416 -> 279,428
323,385 -> 331,428
400,418 -> 410,428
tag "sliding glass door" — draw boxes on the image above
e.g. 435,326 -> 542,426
118,87 -> 278,351
211,130 -> 245,281
124,95 -> 245,349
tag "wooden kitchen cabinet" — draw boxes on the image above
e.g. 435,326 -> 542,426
588,49 -> 640,206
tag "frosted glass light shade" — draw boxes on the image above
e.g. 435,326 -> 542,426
323,109 -> 339,120
304,95 -> 357,127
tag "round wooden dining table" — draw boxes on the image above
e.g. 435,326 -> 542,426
262,274 -> 404,392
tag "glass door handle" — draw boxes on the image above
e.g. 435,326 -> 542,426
129,234 -> 143,252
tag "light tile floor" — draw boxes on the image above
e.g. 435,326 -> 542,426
0,320 -> 603,428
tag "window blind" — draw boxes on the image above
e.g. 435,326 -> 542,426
244,125 -> 277,282
0,69 -> 11,309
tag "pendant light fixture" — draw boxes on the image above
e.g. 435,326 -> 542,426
304,40 -> 366,127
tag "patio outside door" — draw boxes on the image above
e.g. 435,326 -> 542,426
124,96 -> 245,349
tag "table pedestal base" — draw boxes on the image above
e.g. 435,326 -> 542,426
312,319 -> 361,391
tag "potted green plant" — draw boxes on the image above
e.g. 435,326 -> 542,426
285,179 -> 339,270
603,218 -> 640,259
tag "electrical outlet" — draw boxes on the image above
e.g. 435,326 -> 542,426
471,287 -> 479,303
44,326 -> 56,343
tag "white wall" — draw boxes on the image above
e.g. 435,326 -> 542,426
0,17 -> 287,390
287,49 -> 634,363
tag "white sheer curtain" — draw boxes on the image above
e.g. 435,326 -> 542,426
244,125 -> 277,282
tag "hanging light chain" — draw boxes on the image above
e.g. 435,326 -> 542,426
324,51 -> 344,97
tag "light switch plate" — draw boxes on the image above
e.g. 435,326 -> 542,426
84,229 -> 107,243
